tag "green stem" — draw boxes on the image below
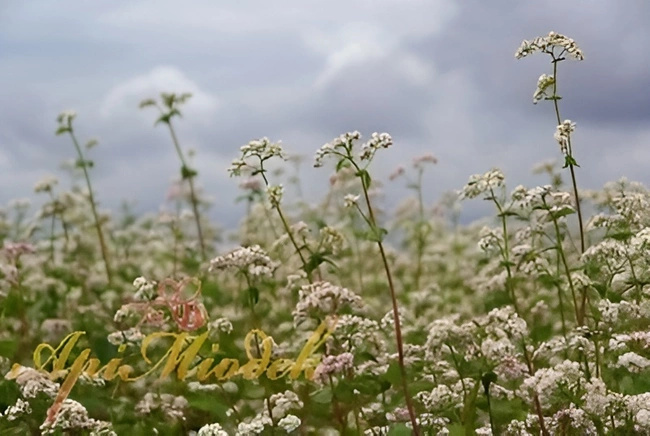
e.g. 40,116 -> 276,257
354,160 -> 420,435
166,121 -> 207,261
551,57 -> 585,254
68,129 -> 112,284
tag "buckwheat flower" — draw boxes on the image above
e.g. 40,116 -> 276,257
554,120 -> 576,155
504,419 -> 534,435
2,398 -> 32,421
136,393 -> 188,421
359,132 -> 393,161
267,390 -> 304,419
315,130 -> 362,164
236,414 -> 272,435
266,184 -> 283,207
133,276 -> 156,300
343,193 -> 360,208
485,306 -> 529,340
198,423 -> 229,436
549,405 -> 597,434
478,226 -> 502,253
533,74 -> 555,104
416,384 -> 462,411
277,414 -> 301,432
5,365 -> 60,399
519,360 -> 584,409
616,352 -> 650,373
40,399 -> 114,435
313,352 -> 355,383
208,317 -> 233,335
228,138 -> 286,176
515,31 -> 584,61
459,169 -> 505,199
107,327 -> 145,346
581,239 -> 627,264
209,245 -> 277,278
293,281 -> 364,325
319,226 -> 345,255
581,378 -> 612,416
34,176 -> 59,193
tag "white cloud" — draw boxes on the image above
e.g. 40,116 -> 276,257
99,66 -> 219,124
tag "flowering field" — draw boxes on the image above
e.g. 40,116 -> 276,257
2,32 -> 650,435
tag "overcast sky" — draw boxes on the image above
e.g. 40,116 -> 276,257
1,1 -> 649,229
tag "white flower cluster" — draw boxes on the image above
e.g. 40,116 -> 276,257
34,175 -> 59,193
107,327 -> 145,346
314,131 -> 392,167
319,226 -> 346,255
228,137 -> 286,176
208,317 -> 234,334
236,415 -> 273,435
360,132 -> 393,161
554,120 -> 576,155
277,414 -> 301,432
519,360 -> 584,409
313,352 -> 355,383
132,275 -> 156,300
40,399 -> 115,435
314,131 -> 361,167
484,306 -> 529,341
515,31 -> 584,61
268,390 -> 304,419
477,226 -> 502,253
135,393 -> 188,421
533,73 -> 555,104
293,281 -> 364,324
197,422 -> 229,436
0,398 -> 31,421
512,184 -> 575,219
416,383 -> 463,411
459,169 -> 505,199
4,365 -> 60,399
343,193 -> 360,208
266,184 -> 284,207
209,245 -> 277,278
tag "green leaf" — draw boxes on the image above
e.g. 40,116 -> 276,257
55,126 -> 70,135
311,388 -> 332,404
139,99 -> 156,109
387,424 -> 412,435
0,339 -> 17,359
365,226 -> 388,243
461,379 -> 481,434
382,362 -> 402,386
247,286 -> 259,307
563,155 -> 580,168
336,159 -> 350,172
356,169 -> 372,189
180,165 -> 197,179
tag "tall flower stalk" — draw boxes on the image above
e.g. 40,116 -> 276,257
140,93 -> 207,261
56,111 -> 112,283
229,138 -> 318,283
314,132 -> 420,435
516,31 -> 586,254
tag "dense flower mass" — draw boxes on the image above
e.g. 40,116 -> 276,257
515,31 -> 584,60
5,29 -> 650,436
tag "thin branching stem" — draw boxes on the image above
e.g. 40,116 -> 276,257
67,129 -> 113,284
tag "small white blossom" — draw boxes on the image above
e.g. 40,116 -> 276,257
554,120 -> 576,155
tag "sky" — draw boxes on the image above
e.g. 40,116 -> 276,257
1,1 -> 649,230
